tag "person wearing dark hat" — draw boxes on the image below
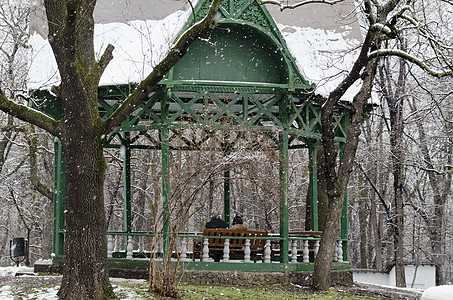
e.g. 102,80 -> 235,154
204,211 -> 228,229
231,215 -> 249,230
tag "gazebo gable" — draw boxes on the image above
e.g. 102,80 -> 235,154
103,0 -> 348,151
168,0 -> 313,90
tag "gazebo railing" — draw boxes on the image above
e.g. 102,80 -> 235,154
106,232 -> 347,264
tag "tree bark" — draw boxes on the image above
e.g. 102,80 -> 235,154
312,0 -> 385,283
58,143 -> 111,298
379,47 -> 407,287
314,51 -> 379,289
409,96 -> 452,285
57,114 -> 111,299
358,174 -> 368,269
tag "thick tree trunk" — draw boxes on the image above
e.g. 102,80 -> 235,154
313,193 -> 344,289
57,127 -> 112,300
313,25 -> 380,287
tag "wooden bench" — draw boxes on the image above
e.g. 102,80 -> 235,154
193,228 -> 268,262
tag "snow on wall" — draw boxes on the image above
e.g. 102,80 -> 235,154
353,265 -> 437,290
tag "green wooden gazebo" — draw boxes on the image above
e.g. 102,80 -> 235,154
35,0 -> 355,272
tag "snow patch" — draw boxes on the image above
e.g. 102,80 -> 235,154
0,266 -> 33,277
421,285 -> 453,300
279,24 -> 362,100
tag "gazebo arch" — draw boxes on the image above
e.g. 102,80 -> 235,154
35,0 -> 359,273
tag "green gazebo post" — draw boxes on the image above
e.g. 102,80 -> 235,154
160,91 -> 171,257
122,133 -> 132,235
308,144 -> 318,232
279,95 -> 290,263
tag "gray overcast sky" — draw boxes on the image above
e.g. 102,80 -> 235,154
31,0 -> 361,40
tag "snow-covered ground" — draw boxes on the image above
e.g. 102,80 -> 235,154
2,265 -> 446,299
421,285 -> 453,300
0,266 -> 148,299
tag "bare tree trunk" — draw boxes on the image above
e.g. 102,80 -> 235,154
317,147 -> 329,232
57,121 -> 113,299
409,95 -> 452,285
378,44 -> 407,287
314,52 -> 379,290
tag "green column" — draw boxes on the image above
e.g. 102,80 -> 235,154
123,133 -> 131,233
308,144 -> 318,231
279,94 -> 289,263
341,189 -> 349,261
223,168 -> 231,226
161,91 -> 171,257
52,138 -> 65,258
279,130 -> 289,263
339,142 -> 349,262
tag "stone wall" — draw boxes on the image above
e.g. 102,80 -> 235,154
35,260 -> 353,287
180,270 -> 353,287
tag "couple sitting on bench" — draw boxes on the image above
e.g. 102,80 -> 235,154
204,211 -> 248,261
205,211 -> 248,230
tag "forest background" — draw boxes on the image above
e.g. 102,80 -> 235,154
0,0 -> 452,289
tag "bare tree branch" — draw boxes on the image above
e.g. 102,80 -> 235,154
0,90 -> 60,136
260,0 -> 344,11
368,49 -> 453,78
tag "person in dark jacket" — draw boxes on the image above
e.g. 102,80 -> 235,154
204,211 -> 228,229
204,211 -> 228,262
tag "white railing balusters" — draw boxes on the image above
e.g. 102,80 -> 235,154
264,240 -> 271,263
291,240 -> 298,263
126,236 -> 133,259
244,239 -> 251,263
337,240 -> 343,263
333,241 -> 338,262
181,238 -> 188,261
223,239 -> 230,262
107,235 -> 113,258
202,238 -> 209,262
138,236 -> 144,253
114,235 -> 120,253
156,239 -> 161,255
303,240 -> 309,263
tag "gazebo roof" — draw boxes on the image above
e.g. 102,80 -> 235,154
27,0 -> 362,100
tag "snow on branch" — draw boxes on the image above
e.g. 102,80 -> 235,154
259,0 -> 344,11
368,49 -> 453,78
371,23 -> 393,36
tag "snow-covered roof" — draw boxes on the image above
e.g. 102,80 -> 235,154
28,10 -> 191,89
27,1 -> 362,99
